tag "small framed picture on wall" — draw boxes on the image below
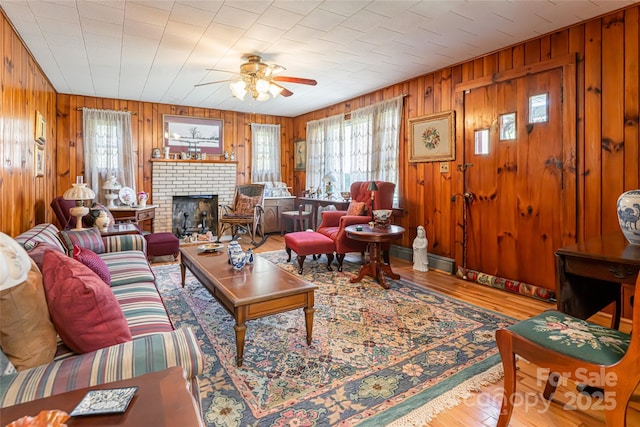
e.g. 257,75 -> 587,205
34,144 -> 45,177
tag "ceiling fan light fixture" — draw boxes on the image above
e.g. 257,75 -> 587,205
256,92 -> 270,102
230,80 -> 247,99
255,78 -> 270,94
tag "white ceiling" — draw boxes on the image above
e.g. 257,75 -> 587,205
2,0 -> 635,117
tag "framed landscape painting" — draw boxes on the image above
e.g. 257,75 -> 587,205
163,115 -> 223,155
408,111 -> 455,162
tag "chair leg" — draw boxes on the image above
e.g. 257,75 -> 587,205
543,372 -> 560,400
495,330 -> 516,427
336,254 -> 345,272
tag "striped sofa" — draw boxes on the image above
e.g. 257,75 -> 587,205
0,223 -> 204,407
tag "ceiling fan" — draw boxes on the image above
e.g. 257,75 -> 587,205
194,55 -> 317,101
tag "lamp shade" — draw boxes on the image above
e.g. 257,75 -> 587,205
322,173 -> 338,183
367,181 -> 379,191
63,183 -> 95,201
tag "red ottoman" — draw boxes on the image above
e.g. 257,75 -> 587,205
144,232 -> 180,261
284,231 -> 335,274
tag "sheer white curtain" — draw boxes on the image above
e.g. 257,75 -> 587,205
251,123 -> 281,182
305,114 -> 344,192
305,96 -> 403,197
83,108 -> 135,204
347,96 -> 403,185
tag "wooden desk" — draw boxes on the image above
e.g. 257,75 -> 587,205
1,367 -> 204,426
297,197 -> 350,229
180,245 -> 316,367
345,224 -> 405,289
108,205 -> 157,233
555,231 -> 640,329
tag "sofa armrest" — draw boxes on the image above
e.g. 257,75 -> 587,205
0,328 -> 204,407
103,234 -> 147,255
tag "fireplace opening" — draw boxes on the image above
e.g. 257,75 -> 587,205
172,195 -> 218,238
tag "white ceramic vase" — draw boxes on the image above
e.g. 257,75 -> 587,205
617,189 -> 640,244
94,211 -> 110,231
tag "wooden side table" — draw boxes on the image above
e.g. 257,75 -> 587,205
345,224 -> 405,289
555,231 -> 640,328
108,205 -> 157,233
1,367 -> 203,426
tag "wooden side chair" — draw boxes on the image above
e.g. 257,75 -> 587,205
495,273 -> 640,426
217,184 -> 266,246
280,203 -> 312,235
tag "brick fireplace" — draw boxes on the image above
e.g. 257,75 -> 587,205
151,161 -> 236,233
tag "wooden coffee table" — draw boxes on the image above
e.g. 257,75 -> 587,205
1,367 -> 203,426
180,245 -> 317,367
345,224 -> 405,289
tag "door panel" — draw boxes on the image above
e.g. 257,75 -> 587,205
463,68 -> 567,291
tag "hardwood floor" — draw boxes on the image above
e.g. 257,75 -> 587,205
157,233 -> 639,426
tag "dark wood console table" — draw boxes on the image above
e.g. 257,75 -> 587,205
555,231 -> 640,329
1,367 -> 203,426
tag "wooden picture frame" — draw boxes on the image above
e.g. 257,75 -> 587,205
163,115 -> 223,155
35,111 -> 46,143
408,111 -> 455,162
294,139 -> 306,171
34,143 -> 44,177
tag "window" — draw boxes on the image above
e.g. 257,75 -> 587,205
499,113 -> 516,141
305,96 -> 403,204
82,108 -> 135,203
529,93 -> 548,123
475,129 -> 490,155
251,123 -> 281,182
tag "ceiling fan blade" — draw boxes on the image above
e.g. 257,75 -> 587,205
205,68 -> 241,75
273,76 -> 317,86
194,79 -> 237,87
272,82 -> 293,97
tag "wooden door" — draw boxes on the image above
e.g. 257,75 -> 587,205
462,68 -> 571,291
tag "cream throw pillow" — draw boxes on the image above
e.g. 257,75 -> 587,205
0,233 -> 57,370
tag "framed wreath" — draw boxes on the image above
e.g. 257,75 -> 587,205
408,111 -> 455,162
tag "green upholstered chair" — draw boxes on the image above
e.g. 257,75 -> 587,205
495,273 -> 640,426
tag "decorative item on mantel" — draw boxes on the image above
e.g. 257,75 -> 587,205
617,189 -> 640,244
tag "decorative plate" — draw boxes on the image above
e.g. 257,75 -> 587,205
198,243 -> 224,252
118,186 -> 135,206
69,386 -> 138,416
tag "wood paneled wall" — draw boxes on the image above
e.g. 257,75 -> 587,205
2,4 -> 639,287
1,10 -> 57,237
55,96 -> 294,215
293,5 -> 640,267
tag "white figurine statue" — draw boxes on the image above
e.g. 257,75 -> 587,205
413,225 -> 429,272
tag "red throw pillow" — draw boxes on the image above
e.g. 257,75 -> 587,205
347,201 -> 366,216
73,245 -> 111,286
41,250 -> 131,354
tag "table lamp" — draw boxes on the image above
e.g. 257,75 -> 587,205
322,173 -> 338,199
63,176 -> 96,230
103,175 -> 121,208
367,181 -> 378,220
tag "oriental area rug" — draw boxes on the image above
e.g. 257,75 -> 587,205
152,251 -> 516,426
